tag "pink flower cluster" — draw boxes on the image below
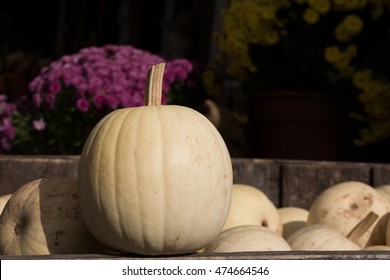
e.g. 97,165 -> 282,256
0,94 -> 16,153
29,44 -> 193,112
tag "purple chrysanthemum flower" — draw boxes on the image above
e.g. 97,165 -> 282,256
20,44 -> 195,154
32,118 -> 46,131
29,44 -> 194,112
76,98 -> 90,112
0,94 -> 17,153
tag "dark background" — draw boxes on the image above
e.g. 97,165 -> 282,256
1,0 -> 390,162
0,0 -> 216,63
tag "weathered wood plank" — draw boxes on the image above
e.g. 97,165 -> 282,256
0,157 -> 282,201
1,250 -> 389,260
232,158 -> 280,207
371,163 -> 390,187
280,160 -> 371,209
1,156 -> 389,209
0,155 -> 79,196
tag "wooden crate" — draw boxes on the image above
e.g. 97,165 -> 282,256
1,155 -> 390,260
2,251 -> 390,260
1,155 -> 390,209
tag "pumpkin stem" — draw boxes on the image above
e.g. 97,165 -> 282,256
347,211 -> 379,244
144,63 -> 166,106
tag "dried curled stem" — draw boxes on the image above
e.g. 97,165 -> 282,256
144,63 -> 166,106
347,211 -> 379,244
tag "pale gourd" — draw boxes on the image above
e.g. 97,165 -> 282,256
0,194 -> 12,215
277,206 -> 308,239
377,187 -> 390,246
78,63 -> 233,256
0,178 -> 109,255
203,225 -> 291,253
286,224 -> 361,251
222,184 -> 283,235
307,181 -> 390,247
375,185 -> 390,207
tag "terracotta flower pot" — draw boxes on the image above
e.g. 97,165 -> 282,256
250,91 -> 350,161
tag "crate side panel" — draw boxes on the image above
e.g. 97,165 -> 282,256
281,161 -> 371,209
0,156 -> 79,195
371,164 -> 390,187
232,158 -> 281,207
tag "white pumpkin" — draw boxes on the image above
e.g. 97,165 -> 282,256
277,206 -> 308,239
286,224 -> 361,251
203,225 -> 291,253
0,178 -> 109,255
307,181 -> 390,247
222,184 -> 283,235
78,63 -> 233,255
0,194 -> 12,215
375,185 -> 390,246
375,185 -> 390,207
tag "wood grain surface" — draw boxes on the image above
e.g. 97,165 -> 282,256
1,156 -> 390,260
0,155 -> 79,196
1,250 -> 389,260
1,156 -> 390,209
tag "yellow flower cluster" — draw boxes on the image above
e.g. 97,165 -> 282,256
324,44 -> 357,78
335,14 -> 364,42
305,0 -> 331,21
207,0 -> 371,94
206,0 -> 390,144
203,67 -> 222,99
214,0 -> 289,80
352,71 -> 390,145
